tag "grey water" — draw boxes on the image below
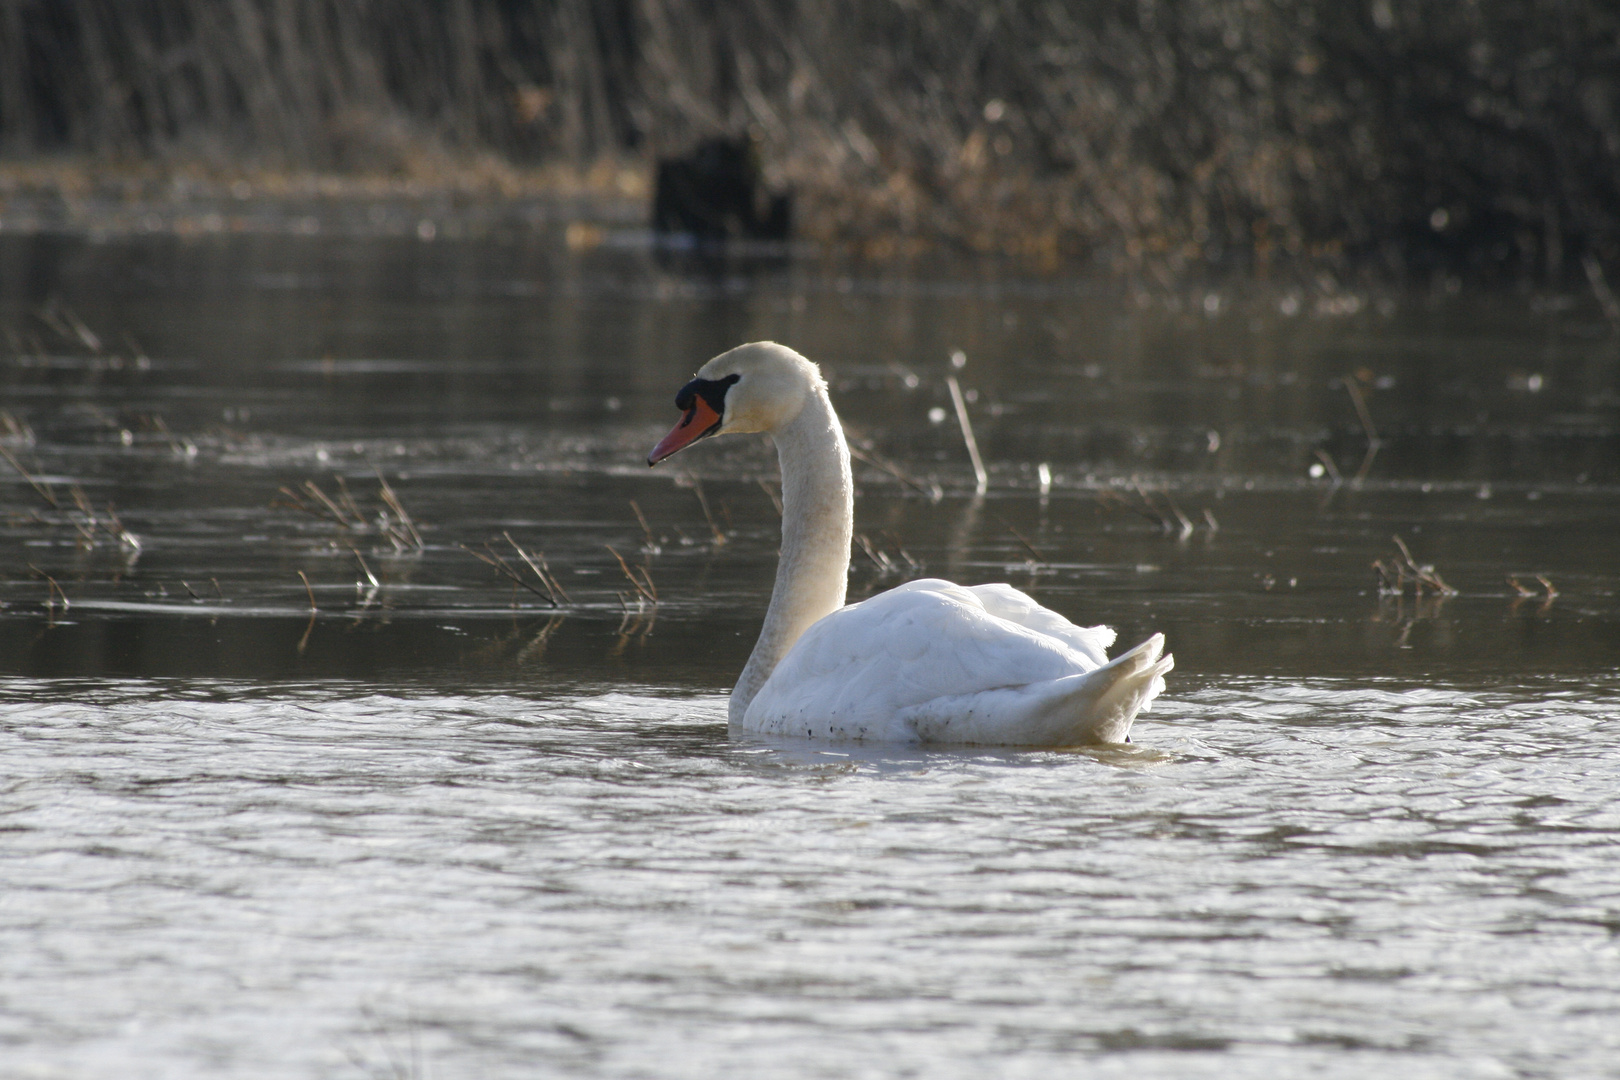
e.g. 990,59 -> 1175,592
1,226 -> 1618,1077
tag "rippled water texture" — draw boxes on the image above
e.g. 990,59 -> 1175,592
3,678 -> 1618,1078
1,229 -> 1618,1077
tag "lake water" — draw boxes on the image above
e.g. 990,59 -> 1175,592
1,225 -> 1618,1077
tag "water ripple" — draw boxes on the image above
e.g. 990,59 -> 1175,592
2,675 -> 1618,1077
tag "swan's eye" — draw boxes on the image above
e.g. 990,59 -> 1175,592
649,373 -> 740,465
674,373 -> 740,420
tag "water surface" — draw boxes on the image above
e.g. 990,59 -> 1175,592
1,229 -> 1618,1077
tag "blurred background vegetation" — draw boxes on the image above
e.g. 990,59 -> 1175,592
1,0 -> 1618,280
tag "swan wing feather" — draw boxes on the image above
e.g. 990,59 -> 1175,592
963,582 -> 1116,666
743,578 -> 1164,744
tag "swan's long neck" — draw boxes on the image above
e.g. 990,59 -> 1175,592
730,386 -> 853,723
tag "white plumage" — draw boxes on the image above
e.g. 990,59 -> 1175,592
649,342 -> 1172,746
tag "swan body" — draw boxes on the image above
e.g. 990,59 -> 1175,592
649,342 -> 1172,746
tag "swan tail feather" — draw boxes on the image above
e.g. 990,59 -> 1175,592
899,634 -> 1173,747
1052,633 -> 1172,745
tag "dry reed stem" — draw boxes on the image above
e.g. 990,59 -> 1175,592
1343,378 -> 1381,484
686,478 -> 726,545
0,442 -> 59,507
148,415 -> 189,456
945,374 -> 987,494
847,443 -> 941,501
1381,535 -> 1458,597
375,472 -> 423,550
303,480 -> 358,527
503,531 -> 570,604
1097,488 -> 1171,532
349,545 -> 380,589
757,478 -> 783,516
333,475 -> 365,524
1159,488 -> 1196,539
629,500 -> 658,551
995,516 -> 1046,562
274,484 -> 349,527
28,564 -> 68,623
1583,255 -> 1620,324
297,571 -> 317,612
881,531 -> 923,573
461,542 -> 556,605
855,533 -> 893,572
1312,448 -> 1344,484
606,545 -> 657,605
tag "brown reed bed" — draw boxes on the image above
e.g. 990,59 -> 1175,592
3,2 -> 1616,279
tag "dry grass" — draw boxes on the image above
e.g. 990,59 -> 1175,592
272,474 -> 423,553
1374,536 -> 1459,599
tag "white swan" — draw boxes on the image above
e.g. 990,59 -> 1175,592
648,342 -> 1172,746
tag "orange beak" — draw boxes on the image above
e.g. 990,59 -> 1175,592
648,397 -> 722,465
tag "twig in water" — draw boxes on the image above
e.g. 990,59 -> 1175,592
1312,448 -> 1344,484
1343,377 -> 1382,484
504,531 -> 569,604
847,441 -> 943,501
1386,535 -> 1458,597
855,533 -> 894,572
995,515 -> 1047,562
121,333 -> 150,369
1583,254 -> 1620,324
1507,574 -> 1557,613
28,564 -> 68,623
686,477 -> 726,545
945,373 -> 988,494
461,542 -> 556,605
881,530 -> 923,573
274,481 -> 357,528
147,415 -> 192,457
1159,488 -> 1196,539
35,301 -> 76,345
1096,487 -> 1172,532
296,572 -> 317,654
61,306 -> 103,353
375,472 -> 423,550
0,410 -> 32,442
349,545 -> 380,589
0,442 -> 59,507
180,581 -> 201,600
757,478 -> 783,516
607,545 -> 657,605
1132,482 -> 1181,536
334,475 -> 366,525
629,500 -> 660,552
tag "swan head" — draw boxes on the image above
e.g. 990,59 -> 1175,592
648,341 -> 823,465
